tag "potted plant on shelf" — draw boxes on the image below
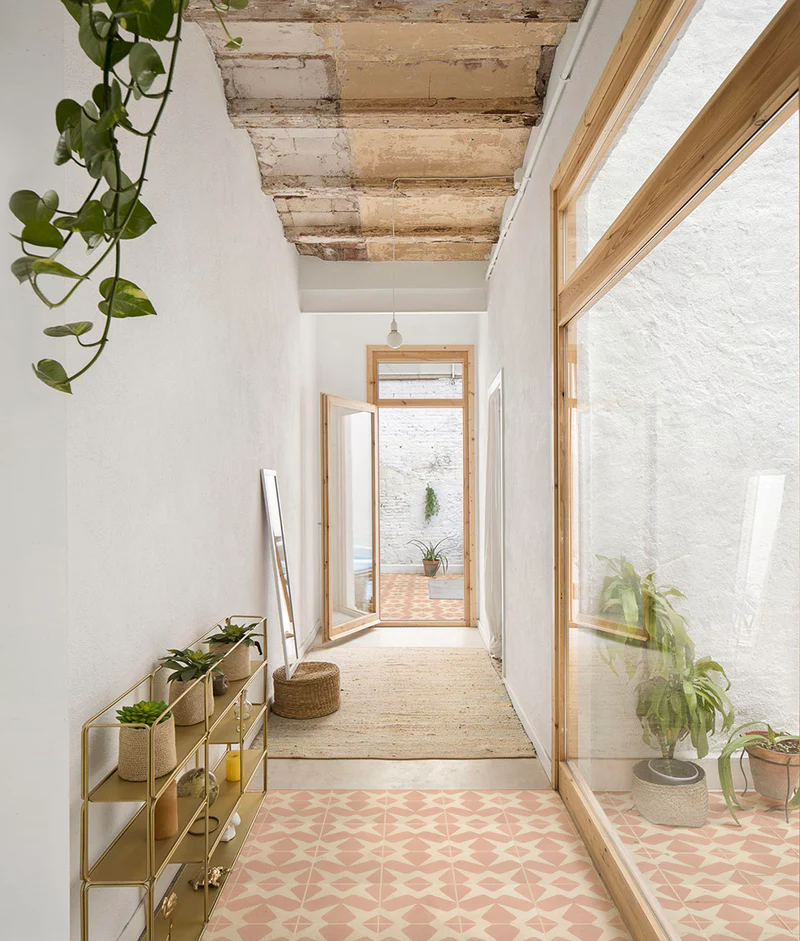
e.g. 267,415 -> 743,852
598,556 -> 735,826
409,538 -> 450,577
159,648 -> 222,726
718,722 -> 800,823
116,700 -> 177,783
207,618 -> 262,681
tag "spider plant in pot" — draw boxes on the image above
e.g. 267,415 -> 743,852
207,618 -> 263,681
598,557 -> 734,792
718,722 -> 800,824
159,648 -> 223,726
116,700 -> 177,783
409,538 -> 450,577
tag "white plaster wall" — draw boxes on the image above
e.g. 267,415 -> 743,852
479,1 -> 638,778
1,8 -> 318,939
0,7 -> 70,941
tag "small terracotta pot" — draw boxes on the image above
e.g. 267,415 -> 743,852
168,678 -> 214,726
423,559 -> 440,577
209,641 -> 252,681
118,715 -> 177,782
746,738 -> 800,803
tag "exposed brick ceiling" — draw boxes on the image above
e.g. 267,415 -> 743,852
188,1 -> 587,260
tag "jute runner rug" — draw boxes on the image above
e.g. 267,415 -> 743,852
268,646 -> 536,759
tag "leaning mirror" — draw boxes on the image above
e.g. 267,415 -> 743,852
261,469 -> 300,678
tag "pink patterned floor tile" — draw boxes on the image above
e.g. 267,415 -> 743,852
201,790 -> 634,941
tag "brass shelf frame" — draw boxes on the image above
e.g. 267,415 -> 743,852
80,616 -> 268,941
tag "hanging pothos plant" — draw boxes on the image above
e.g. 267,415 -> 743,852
9,0 -> 248,393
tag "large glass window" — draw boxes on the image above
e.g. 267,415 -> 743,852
566,111 -> 798,939
566,0 -> 784,273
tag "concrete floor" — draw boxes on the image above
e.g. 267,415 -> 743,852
272,627 -> 548,791
266,758 -> 550,790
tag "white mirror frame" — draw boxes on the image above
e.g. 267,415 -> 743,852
261,469 -> 300,679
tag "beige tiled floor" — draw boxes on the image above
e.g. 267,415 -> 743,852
597,790 -> 800,941
203,790 -> 632,941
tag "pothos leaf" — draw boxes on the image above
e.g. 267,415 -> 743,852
21,221 -> 65,250
79,5 -> 134,69
32,359 -> 72,394
9,190 -> 58,225
44,321 -> 94,338
121,0 -> 174,41
129,42 -> 165,93
31,258 -> 88,280
11,257 -> 35,284
98,277 -> 157,318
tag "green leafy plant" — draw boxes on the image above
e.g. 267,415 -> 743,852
598,556 -> 734,761
208,618 -> 262,653
718,722 -> 800,824
9,0 -> 248,393
424,485 -> 440,523
116,699 -> 171,725
409,538 -> 450,573
159,647 -> 223,683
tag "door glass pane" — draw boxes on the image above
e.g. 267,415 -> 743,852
379,407 -> 465,621
328,403 -> 375,627
569,0 -> 783,272
567,113 -> 798,937
378,361 -> 463,399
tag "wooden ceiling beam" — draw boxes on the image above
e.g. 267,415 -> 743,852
187,1 -> 586,24
284,226 -> 498,244
230,97 -> 542,129
259,176 -> 515,198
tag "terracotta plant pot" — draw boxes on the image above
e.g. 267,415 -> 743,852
168,678 -> 214,726
118,714 -> 177,782
423,559 -> 440,577
209,641 -> 252,681
745,738 -> 800,803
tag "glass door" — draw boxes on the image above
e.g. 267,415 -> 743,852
321,394 -> 380,642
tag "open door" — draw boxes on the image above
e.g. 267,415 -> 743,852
321,394 -> 380,642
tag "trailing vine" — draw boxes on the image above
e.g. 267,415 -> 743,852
9,0 -> 248,393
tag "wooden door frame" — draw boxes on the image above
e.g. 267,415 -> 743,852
550,2 -> 799,939
367,345 -> 477,627
321,393 -> 381,643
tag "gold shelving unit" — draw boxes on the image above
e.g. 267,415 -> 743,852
80,617 -> 268,941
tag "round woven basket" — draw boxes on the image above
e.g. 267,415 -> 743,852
273,661 -> 340,719
118,715 -> 177,782
632,759 -> 707,828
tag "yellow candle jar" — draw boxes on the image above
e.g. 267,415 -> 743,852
225,749 -> 241,782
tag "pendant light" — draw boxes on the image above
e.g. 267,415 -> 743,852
387,179 -> 403,348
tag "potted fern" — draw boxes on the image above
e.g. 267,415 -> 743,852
598,556 -> 734,826
409,538 -> 450,577
116,700 -> 177,783
718,722 -> 800,823
207,618 -> 262,681
160,648 -> 222,726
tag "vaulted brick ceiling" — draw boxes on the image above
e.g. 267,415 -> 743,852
188,1 -> 586,260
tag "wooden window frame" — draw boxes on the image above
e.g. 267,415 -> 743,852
367,345 -> 477,628
550,2 -> 800,939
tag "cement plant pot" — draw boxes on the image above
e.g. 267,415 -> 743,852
423,560 -> 440,577
168,678 -> 214,726
209,641 -> 252,681
632,759 -> 708,828
118,715 -> 177,782
745,740 -> 800,803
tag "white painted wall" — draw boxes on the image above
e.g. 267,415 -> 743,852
1,8 -> 317,940
0,8 -> 70,941
479,1 -> 638,779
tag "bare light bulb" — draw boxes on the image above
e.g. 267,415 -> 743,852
387,317 -> 403,349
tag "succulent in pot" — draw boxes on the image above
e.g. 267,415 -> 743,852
409,538 -> 450,578
160,648 -> 222,726
116,700 -> 177,783
719,722 -> 800,824
207,618 -> 262,681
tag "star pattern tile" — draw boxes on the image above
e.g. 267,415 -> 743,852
202,790 -> 633,941
596,790 -> 799,941
380,574 -> 464,621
